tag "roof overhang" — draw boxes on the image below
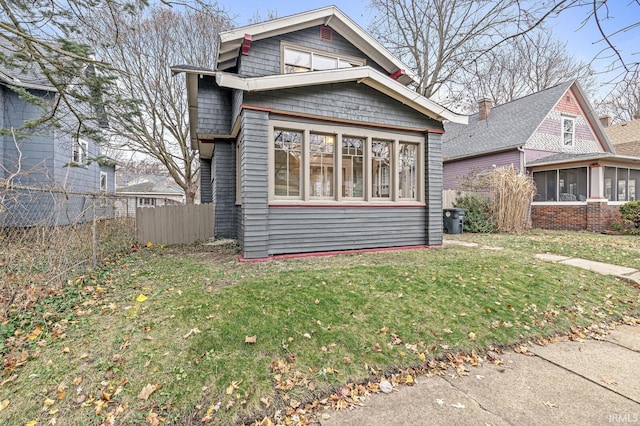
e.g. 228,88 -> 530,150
526,152 -> 640,169
0,70 -> 57,92
216,6 -> 419,86
568,82 -> 616,154
215,67 -> 467,124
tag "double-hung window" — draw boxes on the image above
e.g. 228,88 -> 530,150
562,117 -> 575,147
270,121 -> 423,204
73,138 -> 89,165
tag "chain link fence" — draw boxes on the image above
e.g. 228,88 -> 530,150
1,184 -> 136,322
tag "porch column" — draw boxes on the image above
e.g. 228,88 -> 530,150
589,164 -> 605,200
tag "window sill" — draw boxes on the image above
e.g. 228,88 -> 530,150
269,200 -> 426,208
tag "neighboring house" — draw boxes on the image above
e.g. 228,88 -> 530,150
605,118 -> 640,157
0,65 -> 116,227
115,174 -> 185,217
443,80 -> 640,232
172,6 -> 466,259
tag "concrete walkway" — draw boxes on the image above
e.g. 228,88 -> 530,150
320,326 -> 640,426
319,241 -> 640,425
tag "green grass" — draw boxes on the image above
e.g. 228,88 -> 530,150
450,230 -> 640,269
1,235 -> 639,425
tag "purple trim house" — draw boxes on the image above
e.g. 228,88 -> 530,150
443,80 -> 640,231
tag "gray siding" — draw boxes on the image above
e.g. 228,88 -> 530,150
239,109 -> 269,258
425,132 -> 443,246
239,26 -> 388,78
1,85 -> 111,226
443,150 -> 521,190
200,157 -> 213,203
267,207 -> 426,255
197,76 -> 232,135
212,141 -> 236,239
245,82 -> 439,130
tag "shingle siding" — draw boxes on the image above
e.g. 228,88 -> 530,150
245,82 -> 438,130
239,26 -> 388,78
212,141 -> 236,239
197,77 -> 232,135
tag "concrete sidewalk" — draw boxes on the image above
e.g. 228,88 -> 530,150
320,326 -> 640,426
319,241 -> 640,425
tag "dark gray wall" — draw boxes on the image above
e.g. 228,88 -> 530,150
197,77 -> 232,136
244,82 -> 439,129
267,207 -> 426,255
239,109 -> 269,258
239,26 -> 388,77
212,141 -> 236,239
200,157 -> 213,203
425,132 -> 443,246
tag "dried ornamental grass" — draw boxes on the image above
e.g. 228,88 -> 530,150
489,166 -> 536,233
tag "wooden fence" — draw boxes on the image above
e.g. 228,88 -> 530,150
136,203 -> 214,245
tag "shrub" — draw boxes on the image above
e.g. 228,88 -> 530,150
454,194 -> 498,233
617,201 -> 640,233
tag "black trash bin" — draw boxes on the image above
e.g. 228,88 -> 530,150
443,208 -> 466,234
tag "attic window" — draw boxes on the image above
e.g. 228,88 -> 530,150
320,26 -> 333,42
282,44 -> 364,74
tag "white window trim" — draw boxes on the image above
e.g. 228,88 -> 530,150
268,120 -> 424,205
562,117 -> 575,147
100,172 -> 108,192
280,41 -> 366,75
73,138 -> 89,165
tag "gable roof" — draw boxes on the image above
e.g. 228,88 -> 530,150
216,6 -> 418,86
443,80 -> 614,161
215,66 -> 467,124
605,119 -> 640,156
0,44 -> 56,92
116,174 -> 184,197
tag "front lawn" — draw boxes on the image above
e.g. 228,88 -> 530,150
1,233 -> 638,425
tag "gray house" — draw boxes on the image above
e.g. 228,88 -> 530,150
0,66 -> 115,227
173,6 -> 465,259
443,80 -> 640,232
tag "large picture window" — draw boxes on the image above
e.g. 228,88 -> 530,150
533,167 -> 587,202
270,121 -> 423,204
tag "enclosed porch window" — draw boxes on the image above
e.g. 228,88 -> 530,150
533,167 -> 588,202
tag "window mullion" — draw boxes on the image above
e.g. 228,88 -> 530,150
336,134 -> 342,203
365,136 -> 371,201
303,129 -> 310,201
393,140 -> 399,202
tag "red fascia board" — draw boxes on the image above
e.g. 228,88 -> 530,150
390,69 -> 405,80
241,34 -> 252,56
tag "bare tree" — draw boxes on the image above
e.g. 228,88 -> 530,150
600,74 -> 640,123
83,5 -> 232,204
0,0 -> 147,139
451,26 -> 597,112
367,0 -> 569,99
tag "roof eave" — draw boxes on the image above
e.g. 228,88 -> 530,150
215,67 -> 466,124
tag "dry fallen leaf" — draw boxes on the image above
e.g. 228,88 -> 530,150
147,411 -> 161,426
27,325 -> 43,340
137,384 -> 159,401
43,398 -> 56,407
136,293 -> 148,303
468,332 -> 477,341
260,397 -> 270,408
0,400 -> 8,411
245,335 -> 257,344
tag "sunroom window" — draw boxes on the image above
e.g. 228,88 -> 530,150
604,167 -> 640,201
270,122 -> 423,204
283,45 -> 364,74
533,167 -> 587,201
274,130 -> 302,197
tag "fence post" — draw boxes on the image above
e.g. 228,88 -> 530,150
92,200 -> 98,269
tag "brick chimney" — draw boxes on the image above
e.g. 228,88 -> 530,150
599,115 -> 612,127
478,97 -> 492,121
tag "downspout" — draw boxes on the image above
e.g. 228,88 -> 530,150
517,146 -> 525,173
